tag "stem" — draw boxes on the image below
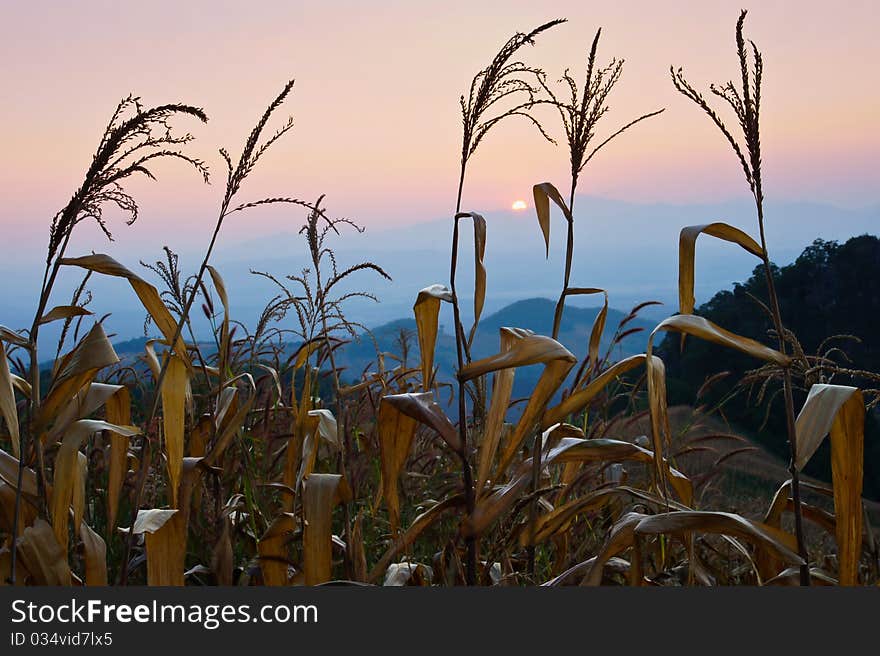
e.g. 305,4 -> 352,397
550,183 -> 577,340
452,163 -> 477,585
755,198 -> 809,586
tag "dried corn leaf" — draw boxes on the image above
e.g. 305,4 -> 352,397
38,323 -> 119,431
258,513 -> 296,586
80,521 -> 107,585
59,254 -> 189,366
350,511 -> 367,583
477,329 -> 518,496
302,473 -> 351,585
794,384 -> 860,470
544,354 -> 647,428
532,181 -> 571,257
367,495 -> 465,583
377,398 -> 418,534
413,284 -> 452,390
634,511 -> 803,566
460,328 -> 575,381
161,354 -> 188,508
830,389 -> 864,585
38,305 -> 93,325
16,518 -> 71,585
308,408 -> 340,449
0,448 -> 38,498
496,357 -> 575,476
382,392 -> 460,453
104,386 -> 132,534
679,223 -> 763,316
52,420 -> 138,553
454,212 -> 487,348
0,342 -> 20,456
649,314 -> 790,367
0,326 -> 30,348
132,509 -> 186,586
383,562 -> 432,586
206,265 -> 230,373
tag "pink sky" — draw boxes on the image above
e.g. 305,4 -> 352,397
1,0 -> 878,258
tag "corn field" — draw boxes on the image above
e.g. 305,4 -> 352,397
1,11 -> 876,588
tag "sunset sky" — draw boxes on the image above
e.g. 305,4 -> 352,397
1,0 -> 877,263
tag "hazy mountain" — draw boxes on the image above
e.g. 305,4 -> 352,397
7,195 -> 878,351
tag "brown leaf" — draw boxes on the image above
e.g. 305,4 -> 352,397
258,513 -> 296,586
161,354 -> 188,508
131,508 -> 186,586
532,182 -> 571,258
52,420 -> 138,554
0,342 -> 20,456
38,305 -> 93,326
16,518 -> 71,585
413,284 -> 452,390
80,521 -> 107,585
678,223 -> 763,316
60,254 -> 189,366
302,473 -> 352,585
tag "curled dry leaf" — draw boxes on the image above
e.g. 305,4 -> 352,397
258,513 -> 296,586
131,509 -> 186,586
0,342 -> 20,456
532,181 -> 571,258
59,254 -> 190,366
678,223 -> 763,316
454,212 -> 487,348
80,521 -> 107,586
794,384 -> 865,585
104,386 -> 132,534
413,284 -> 452,390
37,323 -> 119,432
543,353 -> 648,428
16,519 -> 71,585
38,305 -> 93,326
52,420 -> 139,554
382,392 -> 460,453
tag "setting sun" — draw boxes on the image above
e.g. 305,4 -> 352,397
512,200 -> 527,211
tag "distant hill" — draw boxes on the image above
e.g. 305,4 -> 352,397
331,297 -> 653,397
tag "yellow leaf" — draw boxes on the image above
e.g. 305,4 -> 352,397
543,354 -> 648,428
258,513 -> 296,586
532,182 -> 571,258
0,342 -> 20,456
104,386 -> 132,534
132,509 -> 185,586
377,398 -> 419,534
650,314 -> 790,367
795,384 -> 865,585
38,305 -> 93,326
16,518 -> 71,585
413,284 -> 452,390
161,354 -> 188,508
382,392 -> 460,453
38,323 -> 119,431
302,473 -> 352,585
59,254 -> 190,366
52,420 -> 138,554
679,223 -> 763,316
454,212 -> 487,348
79,521 -> 107,585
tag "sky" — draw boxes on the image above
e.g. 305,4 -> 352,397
1,0 -> 877,262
